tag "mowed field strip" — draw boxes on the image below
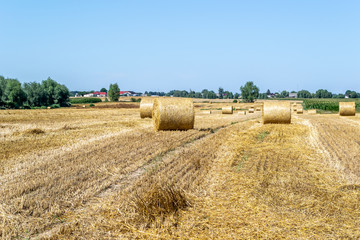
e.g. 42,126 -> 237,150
1,105 -> 360,239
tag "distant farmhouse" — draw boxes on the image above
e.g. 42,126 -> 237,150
82,91 -> 139,97
120,91 -> 137,96
289,92 -> 298,98
93,91 -> 107,97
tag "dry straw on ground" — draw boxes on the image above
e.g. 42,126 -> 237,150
222,106 -> 233,114
140,98 -> 155,118
262,101 -> 291,124
237,111 -> 246,115
152,98 -> 195,131
339,102 -> 355,116
307,109 -> 317,114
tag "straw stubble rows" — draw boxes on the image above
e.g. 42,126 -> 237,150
1,108 -> 360,239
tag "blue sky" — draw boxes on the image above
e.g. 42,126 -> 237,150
1,1 -> 359,93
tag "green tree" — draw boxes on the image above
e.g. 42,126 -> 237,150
201,89 -> 209,99
195,92 -> 202,98
24,82 -> 46,107
42,77 -> 58,105
240,81 -> 259,102
54,84 -> 70,106
100,87 -> 107,92
4,79 -> 27,107
315,89 -> 332,98
279,90 -> 289,98
258,93 -> 268,99
108,83 -> 120,101
297,90 -> 312,98
218,87 -> 224,99
234,93 -> 239,99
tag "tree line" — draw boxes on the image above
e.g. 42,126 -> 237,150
0,76 -> 70,109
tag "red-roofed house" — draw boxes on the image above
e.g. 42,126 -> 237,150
120,91 -> 136,96
92,91 -> 107,97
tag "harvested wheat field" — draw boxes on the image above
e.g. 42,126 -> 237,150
1,106 -> 360,239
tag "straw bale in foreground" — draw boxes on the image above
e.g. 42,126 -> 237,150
153,98 -> 194,131
222,106 -> 233,114
339,102 -> 355,116
262,101 -> 291,124
140,98 -> 155,118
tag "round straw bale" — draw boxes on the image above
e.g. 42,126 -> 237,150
222,106 -> 233,114
339,102 -> 355,116
296,108 -> 303,114
238,111 -> 246,115
234,107 -> 241,111
140,98 -> 155,118
256,107 -> 261,111
152,98 -> 194,131
248,108 -> 254,113
262,101 -> 291,124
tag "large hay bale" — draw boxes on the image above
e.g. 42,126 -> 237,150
140,98 -> 155,118
256,107 -> 261,111
222,106 -> 233,114
262,101 -> 291,124
248,108 -> 254,113
152,98 -> 194,131
339,102 -> 355,116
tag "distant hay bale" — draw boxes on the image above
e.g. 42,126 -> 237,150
222,106 -> 233,114
339,102 -> 355,116
238,111 -> 246,115
296,104 -> 303,114
262,101 -> 291,124
256,107 -> 261,111
152,98 -> 194,131
307,109 -> 317,115
248,108 -> 254,113
140,98 -> 155,118
234,107 -> 241,111
200,110 -> 212,114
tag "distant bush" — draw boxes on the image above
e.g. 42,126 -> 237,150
50,104 -> 60,108
233,99 -> 238,103
41,106 -> 47,109
105,98 -> 109,102
303,99 -> 360,112
131,98 -> 142,102
70,98 -> 102,104
89,103 -> 95,107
